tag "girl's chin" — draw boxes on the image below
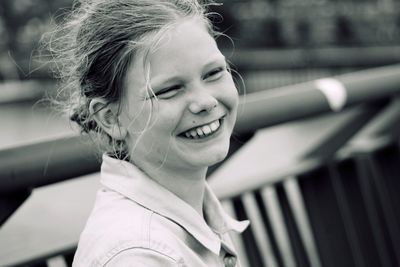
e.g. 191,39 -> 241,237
181,146 -> 229,168
172,129 -> 232,168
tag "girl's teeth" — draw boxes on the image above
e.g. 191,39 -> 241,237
210,121 -> 219,131
190,130 -> 197,137
196,128 -> 204,136
202,125 -> 212,135
183,119 -> 221,139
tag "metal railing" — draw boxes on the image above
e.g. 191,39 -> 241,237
1,64 -> 400,267
209,98 -> 400,267
1,64 -> 400,194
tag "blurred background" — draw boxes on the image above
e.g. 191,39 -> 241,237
0,0 -> 74,150
1,0 -> 400,148
1,0 -> 400,266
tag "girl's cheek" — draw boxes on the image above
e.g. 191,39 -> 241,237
221,79 -> 239,110
155,101 -> 182,128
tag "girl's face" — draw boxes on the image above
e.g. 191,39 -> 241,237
120,18 -> 238,173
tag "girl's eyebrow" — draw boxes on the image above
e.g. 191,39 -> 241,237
150,76 -> 183,93
150,54 -> 226,88
202,54 -> 226,70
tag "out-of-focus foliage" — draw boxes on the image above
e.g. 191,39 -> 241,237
213,0 -> 400,48
0,0 -> 71,80
0,0 -> 400,80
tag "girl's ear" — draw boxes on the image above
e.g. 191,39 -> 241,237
89,98 -> 127,140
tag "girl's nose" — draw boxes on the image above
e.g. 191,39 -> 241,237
189,95 -> 218,114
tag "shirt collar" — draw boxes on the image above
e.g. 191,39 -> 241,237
100,154 -> 249,255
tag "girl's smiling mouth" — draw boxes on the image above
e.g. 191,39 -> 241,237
178,118 -> 224,140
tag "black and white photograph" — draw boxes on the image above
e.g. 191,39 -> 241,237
1,0 -> 400,266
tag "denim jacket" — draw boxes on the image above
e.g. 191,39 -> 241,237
73,155 -> 249,267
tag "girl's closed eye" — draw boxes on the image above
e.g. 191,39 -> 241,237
203,66 -> 226,81
154,84 -> 183,99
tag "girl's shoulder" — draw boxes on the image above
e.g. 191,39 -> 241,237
72,187 -> 183,266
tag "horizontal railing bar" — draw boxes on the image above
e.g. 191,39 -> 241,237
0,65 -> 399,193
228,46 -> 400,70
234,64 -> 400,134
0,136 -> 99,194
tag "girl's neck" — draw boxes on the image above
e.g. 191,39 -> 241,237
144,165 -> 208,217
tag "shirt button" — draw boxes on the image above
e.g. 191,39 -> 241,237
224,255 -> 237,267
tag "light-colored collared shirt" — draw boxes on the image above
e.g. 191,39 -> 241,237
73,155 -> 249,267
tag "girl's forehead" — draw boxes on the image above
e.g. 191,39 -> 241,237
150,20 -> 219,67
125,18 -> 220,87
148,18 -> 211,56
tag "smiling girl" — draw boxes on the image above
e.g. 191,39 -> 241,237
50,0 -> 248,266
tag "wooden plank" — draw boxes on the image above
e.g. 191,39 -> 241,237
0,173 -> 99,266
232,197 -> 265,267
0,190 -> 31,226
47,257 -> 68,267
275,183 -> 311,267
260,186 -> 297,267
242,192 -> 278,267
283,178 -> 322,267
252,190 -> 285,267
221,201 -> 250,267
